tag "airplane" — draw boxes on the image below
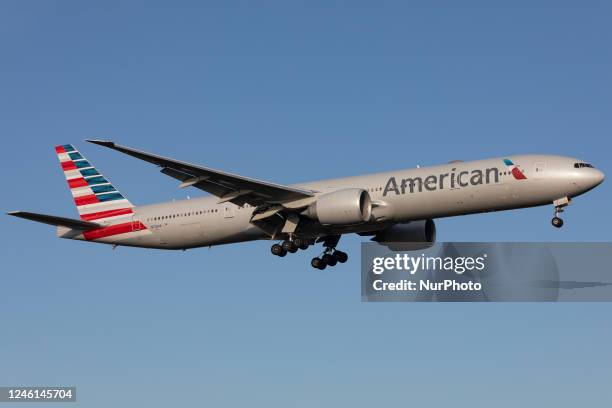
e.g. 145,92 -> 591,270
7,141 -> 605,269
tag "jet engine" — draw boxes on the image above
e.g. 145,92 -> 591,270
372,219 -> 436,251
303,189 -> 372,225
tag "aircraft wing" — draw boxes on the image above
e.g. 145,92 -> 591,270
7,211 -> 101,230
87,140 -> 315,206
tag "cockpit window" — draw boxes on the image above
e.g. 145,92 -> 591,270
574,163 -> 594,168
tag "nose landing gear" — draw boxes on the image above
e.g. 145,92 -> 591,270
551,197 -> 570,228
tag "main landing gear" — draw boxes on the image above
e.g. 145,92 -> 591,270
270,237 -> 311,258
311,249 -> 348,270
270,235 -> 349,269
551,197 -> 570,228
310,235 -> 348,270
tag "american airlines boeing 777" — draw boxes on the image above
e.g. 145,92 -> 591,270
8,141 -> 605,269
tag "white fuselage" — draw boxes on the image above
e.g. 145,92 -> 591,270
58,154 -> 604,249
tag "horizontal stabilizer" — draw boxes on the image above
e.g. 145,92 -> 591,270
7,211 -> 101,230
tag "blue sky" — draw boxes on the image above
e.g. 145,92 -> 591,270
1,1 -> 611,406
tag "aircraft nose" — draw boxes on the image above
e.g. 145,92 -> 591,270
592,169 -> 605,187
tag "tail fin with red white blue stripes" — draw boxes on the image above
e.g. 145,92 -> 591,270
54,144 -> 135,222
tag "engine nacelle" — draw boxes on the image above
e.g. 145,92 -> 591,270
304,189 -> 372,225
373,219 -> 436,251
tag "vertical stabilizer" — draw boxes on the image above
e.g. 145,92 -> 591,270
54,144 -> 135,223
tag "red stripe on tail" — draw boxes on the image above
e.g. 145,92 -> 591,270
61,161 -> 77,171
67,178 -> 89,188
74,194 -> 99,206
80,208 -> 133,221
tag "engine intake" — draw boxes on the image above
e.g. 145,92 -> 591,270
304,189 -> 372,225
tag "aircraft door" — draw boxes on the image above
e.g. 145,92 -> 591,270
534,161 -> 546,178
224,204 -> 235,219
131,215 -> 140,231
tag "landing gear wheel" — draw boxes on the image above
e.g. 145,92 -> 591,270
282,240 -> 298,253
551,217 -> 564,228
299,242 -> 310,250
271,243 -> 287,257
322,253 -> 337,266
271,243 -> 282,255
293,237 -> 304,248
311,257 -> 326,270
333,250 -> 348,263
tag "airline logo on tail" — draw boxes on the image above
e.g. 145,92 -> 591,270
55,144 -> 147,240
503,159 -> 527,180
